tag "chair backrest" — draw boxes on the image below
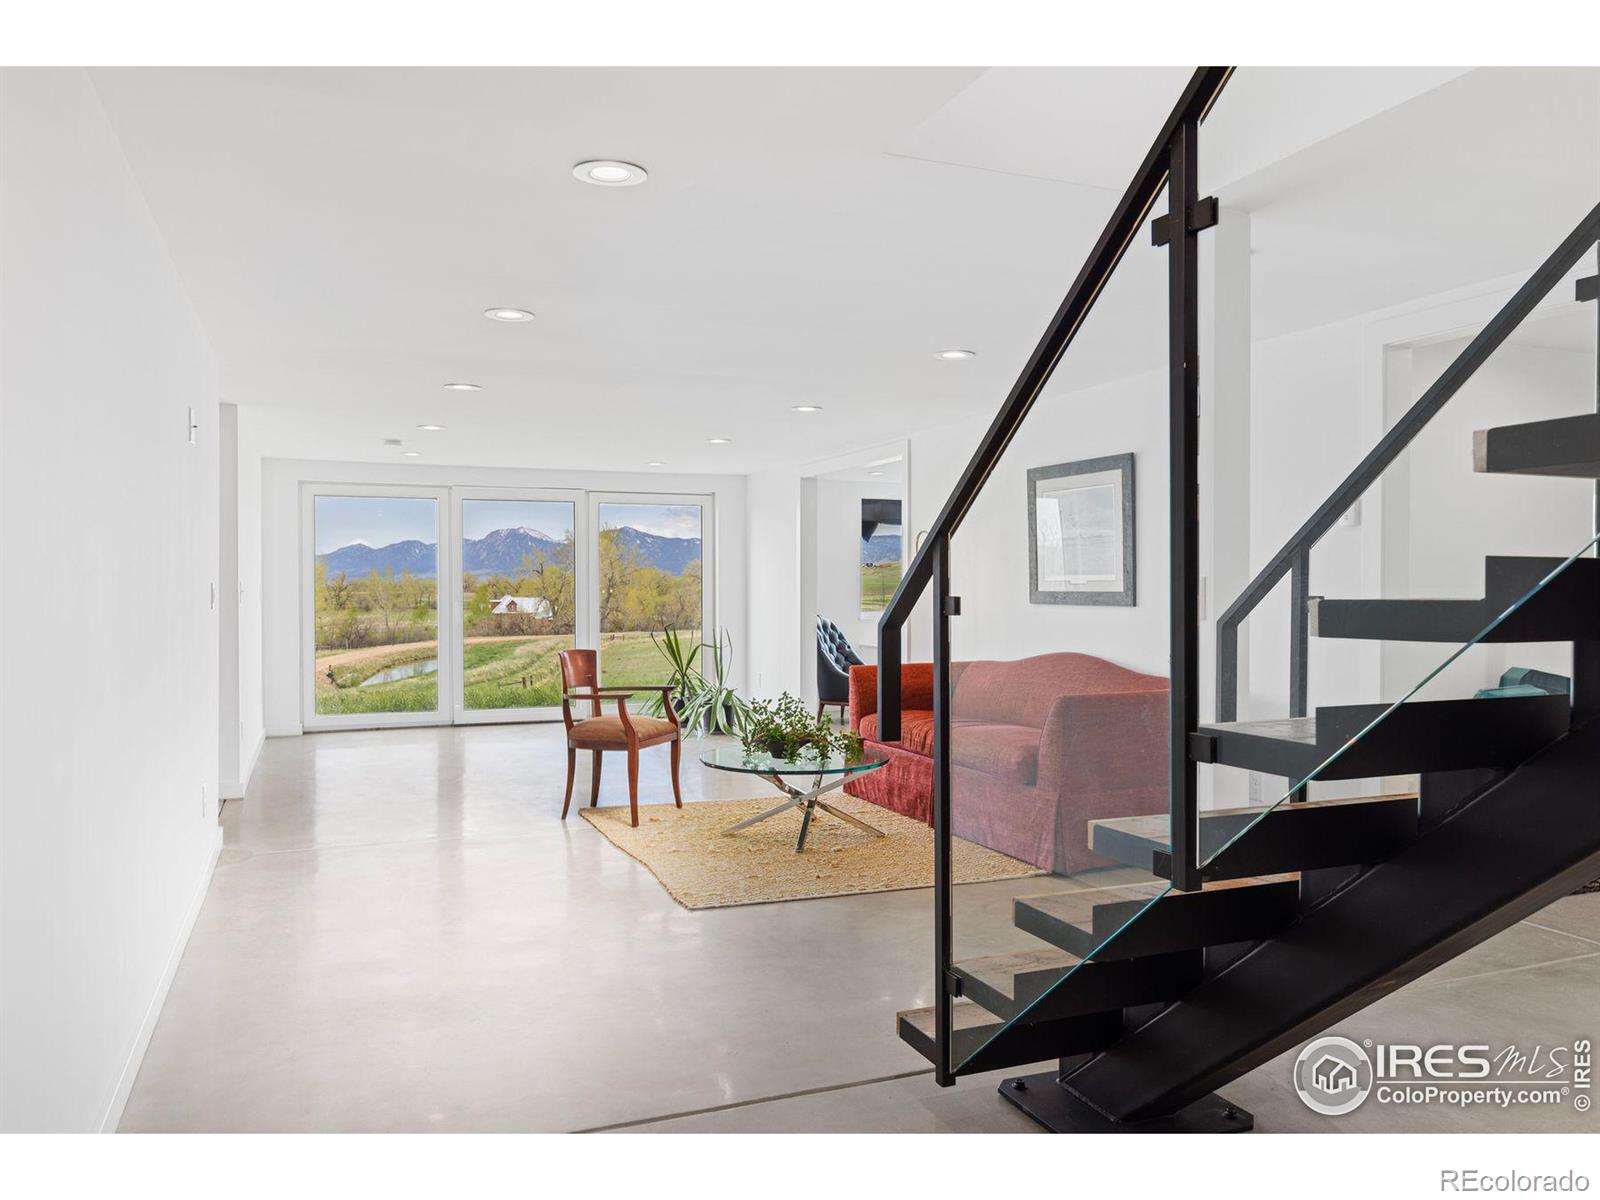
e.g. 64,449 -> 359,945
816,616 -> 862,670
558,648 -> 600,717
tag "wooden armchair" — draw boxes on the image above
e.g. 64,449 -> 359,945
558,648 -> 682,827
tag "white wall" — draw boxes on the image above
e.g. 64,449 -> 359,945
1,69 -> 222,1132
260,458 -> 748,735
219,404 -> 266,796
1246,317 -> 1372,720
745,468 -> 802,700
237,408 -> 265,780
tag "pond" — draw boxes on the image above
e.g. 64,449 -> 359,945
360,658 -> 439,687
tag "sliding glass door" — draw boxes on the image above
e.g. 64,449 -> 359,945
592,494 -> 712,692
454,489 -> 586,723
302,483 -> 712,728
303,486 -> 449,727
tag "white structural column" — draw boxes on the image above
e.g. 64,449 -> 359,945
1199,204 -> 1253,810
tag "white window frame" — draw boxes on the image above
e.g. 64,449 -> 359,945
298,483 -> 717,730
300,482 -> 453,732
451,486 -> 589,725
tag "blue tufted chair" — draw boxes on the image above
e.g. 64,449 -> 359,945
816,615 -> 864,722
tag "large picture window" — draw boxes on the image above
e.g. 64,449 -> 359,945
595,499 -> 708,691
310,493 -> 442,719
459,496 -> 578,714
302,484 -> 711,728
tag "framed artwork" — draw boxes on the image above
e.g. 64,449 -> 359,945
1027,453 -> 1134,606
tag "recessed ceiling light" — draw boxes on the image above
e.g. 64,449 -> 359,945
443,382 -> 482,391
416,424 -> 445,431
645,460 -> 665,467
574,160 -> 648,187
791,405 -> 824,413
401,450 -> 422,457
707,437 -> 732,445
483,308 -> 535,323
934,349 -> 976,361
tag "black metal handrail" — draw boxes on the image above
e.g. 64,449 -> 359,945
872,66 -> 1234,1085
1214,202 -> 1600,724
874,66 -> 1232,742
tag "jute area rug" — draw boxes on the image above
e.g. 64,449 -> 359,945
578,794 -> 1041,910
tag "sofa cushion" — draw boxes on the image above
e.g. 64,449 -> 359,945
859,713 -> 1039,785
859,710 -> 936,757
951,723 -> 1039,785
952,652 -> 1166,728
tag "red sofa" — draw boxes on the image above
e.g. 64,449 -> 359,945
845,653 -> 1169,874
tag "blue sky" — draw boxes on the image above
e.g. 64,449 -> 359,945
315,495 -> 700,552
314,496 -> 436,554
598,502 -> 702,540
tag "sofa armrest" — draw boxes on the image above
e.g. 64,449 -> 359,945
849,663 -> 937,732
1036,689 -> 1169,800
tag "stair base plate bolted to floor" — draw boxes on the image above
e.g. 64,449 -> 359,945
999,1073 -> 1254,1134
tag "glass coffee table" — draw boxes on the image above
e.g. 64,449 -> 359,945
700,744 -> 890,852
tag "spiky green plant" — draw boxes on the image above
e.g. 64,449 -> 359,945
643,626 -> 752,736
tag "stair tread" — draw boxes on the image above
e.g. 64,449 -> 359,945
1089,793 -> 1419,851
1016,875 -> 1289,927
1475,413 -> 1600,478
1309,558 -> 1598,643
954,948 -> 1082,999
897,999 -> 1002,1038
1198,716 -> 1319,744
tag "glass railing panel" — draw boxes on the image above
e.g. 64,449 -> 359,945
989,526 -> 1600,1079
1194,63 -> 1599,853
1203,529 -> 1600,869
942,181 -> 1174,1076
937,66 -> 1598,1076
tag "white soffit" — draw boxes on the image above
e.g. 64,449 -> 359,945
888,67 -> 1471,192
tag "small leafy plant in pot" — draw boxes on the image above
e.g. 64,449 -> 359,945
644,626 -> 753,736
741,692 -> 864,763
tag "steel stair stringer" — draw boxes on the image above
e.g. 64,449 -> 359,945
1056,711 -> 1600,1125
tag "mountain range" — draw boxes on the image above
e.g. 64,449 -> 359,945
861,533 -> 902,566
318,526 -> 703,579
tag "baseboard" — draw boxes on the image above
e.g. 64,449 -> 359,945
98,826 -> 222,1133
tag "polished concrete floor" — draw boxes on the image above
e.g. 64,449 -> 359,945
121,724 -> 1600,1133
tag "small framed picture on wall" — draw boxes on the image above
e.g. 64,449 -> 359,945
1027,453 -> 1134,606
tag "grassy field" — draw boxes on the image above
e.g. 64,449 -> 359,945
860,562 -> 903,612
314,631 -> 685,716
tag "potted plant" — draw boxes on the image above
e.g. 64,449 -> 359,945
741,692 -> 864,762
643,626 -> 753,736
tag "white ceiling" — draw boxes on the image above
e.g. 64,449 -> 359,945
89,66 -> 1600,475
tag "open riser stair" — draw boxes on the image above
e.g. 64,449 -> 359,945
879,65 -> 1599,1131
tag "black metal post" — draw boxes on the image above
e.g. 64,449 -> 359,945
1217,622 -> 1239,724
1585,257 -> 1599,540
878,617 -> 902,743
1288,549 -> 1310,803
931,536 -> 955,1085
1167,116 -> 1202,893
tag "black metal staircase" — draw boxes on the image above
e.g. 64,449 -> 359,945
874,66 -> 1600,1131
